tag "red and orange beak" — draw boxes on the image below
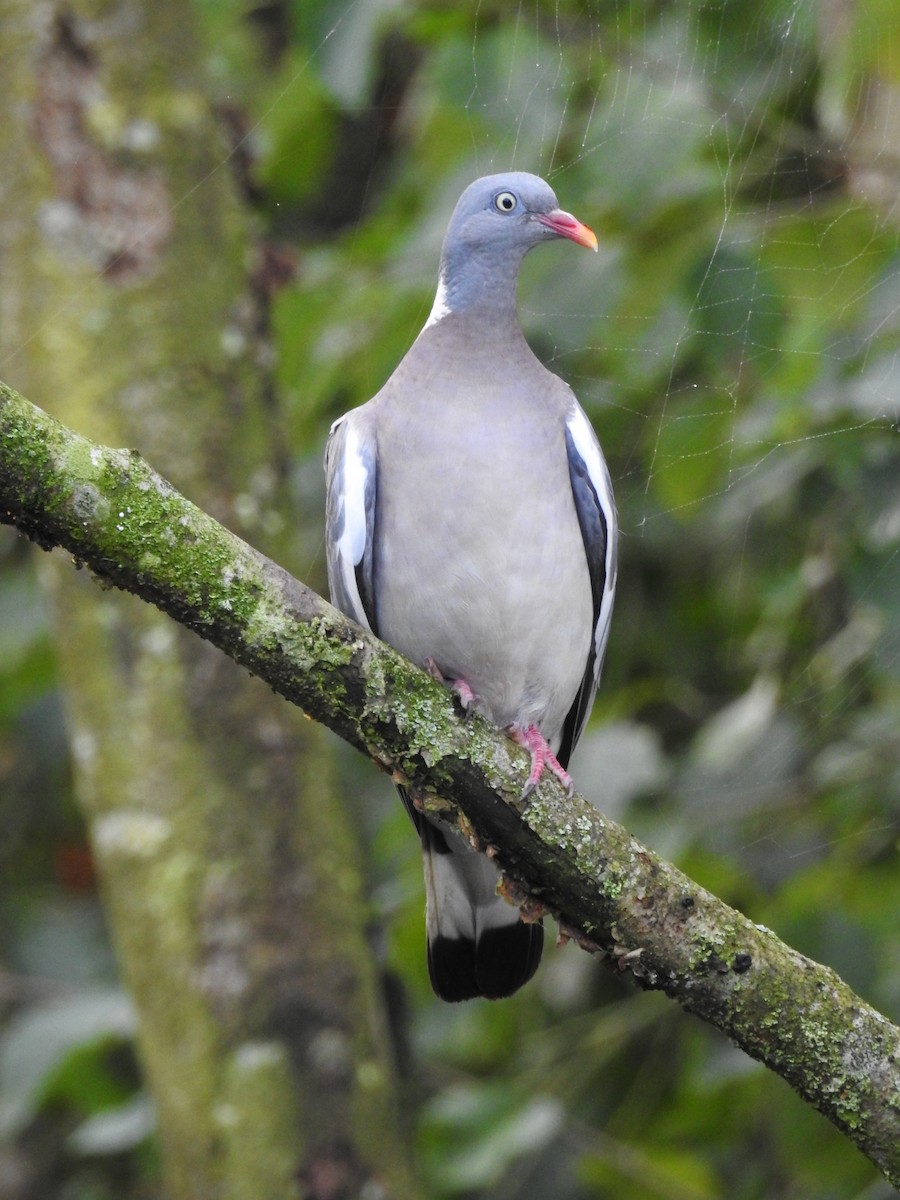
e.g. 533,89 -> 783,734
536,208 -> 598,251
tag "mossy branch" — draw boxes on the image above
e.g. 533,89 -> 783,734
1,378 -> 898,1185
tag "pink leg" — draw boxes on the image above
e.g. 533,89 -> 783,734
424,657 -> 478,716
506,724 -> 574,798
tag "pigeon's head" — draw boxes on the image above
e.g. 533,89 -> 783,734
434,173 -> 597,320
446,172 -> 597,259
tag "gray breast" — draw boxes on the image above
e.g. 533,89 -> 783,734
373,372 -> 592,740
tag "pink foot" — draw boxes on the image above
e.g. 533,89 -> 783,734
506,724 -> 574,799
424,657 -> 479,717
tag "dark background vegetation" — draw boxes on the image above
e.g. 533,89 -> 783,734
1,0 -> 898,1197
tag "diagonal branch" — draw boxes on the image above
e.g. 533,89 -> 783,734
1,378 -> 898,1185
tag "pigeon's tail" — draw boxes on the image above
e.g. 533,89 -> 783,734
419,816 -> 543,1002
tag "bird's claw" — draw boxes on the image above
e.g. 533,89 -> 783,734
507,724 -> 574,798
424,657 -> 479,718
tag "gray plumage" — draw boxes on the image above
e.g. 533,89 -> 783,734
325,173 -> 617,1001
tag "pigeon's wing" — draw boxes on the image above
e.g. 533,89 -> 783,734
324,408 -> 378,633
557,400 -> 618,768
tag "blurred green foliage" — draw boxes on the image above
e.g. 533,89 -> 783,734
1,0 -> 898,1196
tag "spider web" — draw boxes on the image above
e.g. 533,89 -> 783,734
1,10 -> 897,1196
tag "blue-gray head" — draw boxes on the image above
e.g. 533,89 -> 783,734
430,172 -> 597,322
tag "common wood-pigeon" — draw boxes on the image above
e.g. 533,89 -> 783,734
325,172 -> 617,1001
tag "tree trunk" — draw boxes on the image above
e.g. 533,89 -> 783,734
0,3 -> 417,1197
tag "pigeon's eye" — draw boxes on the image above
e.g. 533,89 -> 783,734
494,191 -> 518,213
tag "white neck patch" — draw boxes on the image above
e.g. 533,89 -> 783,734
421,271 -> 451,332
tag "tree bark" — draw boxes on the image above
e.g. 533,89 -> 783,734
0,5 -> 417,1198
2,378 -> 899,1188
